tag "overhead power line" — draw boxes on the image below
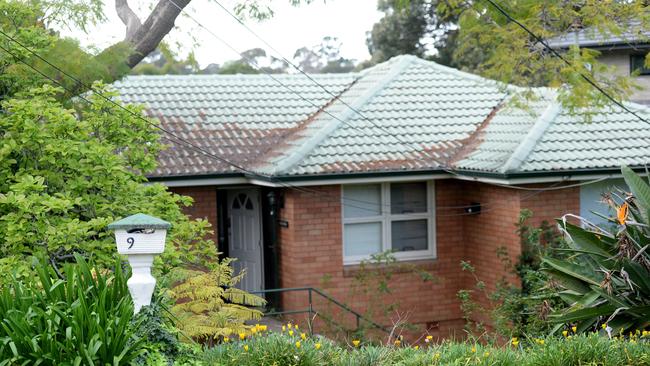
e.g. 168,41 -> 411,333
482,0 -> 649,124
0,21 -> 617,216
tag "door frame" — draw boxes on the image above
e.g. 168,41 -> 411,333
225,187 -> 265,292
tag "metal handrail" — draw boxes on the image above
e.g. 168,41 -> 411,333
249,287 -> 389,335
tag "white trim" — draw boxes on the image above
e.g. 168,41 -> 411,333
501,95 -> 560,173
155,177 -> 248,187
267,56 -> 416,175
151,171 -> 637,189
341,181 -> 436,265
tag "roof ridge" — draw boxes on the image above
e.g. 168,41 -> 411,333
266,55 -> 417,175
500,91 -> 560,173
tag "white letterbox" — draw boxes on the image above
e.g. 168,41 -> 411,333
108,213 -> 171,314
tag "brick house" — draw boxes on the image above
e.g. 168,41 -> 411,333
114,55 -> 650,337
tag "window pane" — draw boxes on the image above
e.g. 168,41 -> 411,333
631,55 -> 650,75
391,220 -> 428,252
343,184 -> 381,218
344,222 -> 382,257
390,182 -> 427,214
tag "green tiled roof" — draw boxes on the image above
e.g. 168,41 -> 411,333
112,55 -> 650,178
107,213 -> 171,230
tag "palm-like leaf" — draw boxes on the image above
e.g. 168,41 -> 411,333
543,166 -> 650,334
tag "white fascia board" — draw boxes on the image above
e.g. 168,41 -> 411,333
153,177 -> 249,187
152,171 -> 638,189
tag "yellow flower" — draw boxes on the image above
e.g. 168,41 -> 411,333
536,339 -> 545,345
295,341 -> 301,348
601,323 -> 607,329
301,333 -> 307,340
282,325 -> 286,332
434,352 -> 441,359
243,345 -> 249,352
251,328 -> 257,335
512,340 -> 519,346
260,325 -> 267,332
571,326 -> 577,333
471,346 -> 476,353
414,345 -> 419,350
315,343 -> 322,350
484,351 -> 490,357
295,324 -> 299,329
425,335 -> 433,343
642,330 -> 649,338
562,330 -> 568,337
239,333 -> 246,340
223,336 -> 230,343
289,330 -> 294,336
617,202 -> 628,225
352,340 -> 361,347
287,323 -> 292,328
394,340 -> 401,347
511,338 -> 518,345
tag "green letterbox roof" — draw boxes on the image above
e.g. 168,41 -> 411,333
107,213 -> 171,230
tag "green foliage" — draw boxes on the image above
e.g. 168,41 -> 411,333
367,1 -> 457,67
542,166 -> 650,334
132,43 -> 200,76
168,257 -> 266,343
458,210 -> 567,338
317,250 -> 434,341
201,331 -> 650,366
0,255 -> 144,365
437,0 -> 649,113
0,84 -> 217,281
0,0 -> 133,101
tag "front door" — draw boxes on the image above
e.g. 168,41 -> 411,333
228,189 -> 263,293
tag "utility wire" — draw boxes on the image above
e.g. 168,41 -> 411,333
166,0 -> 460,174
482,0 -> 649,123
188,0 -> 623,194
0,26 -> 616,216
0,33 -> 463,215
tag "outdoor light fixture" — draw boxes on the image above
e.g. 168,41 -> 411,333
464,202 -> 481,215
107,213 -> 171,314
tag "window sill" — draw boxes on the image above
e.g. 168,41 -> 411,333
342,257 -> 438,278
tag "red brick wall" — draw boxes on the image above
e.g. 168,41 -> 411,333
275,179 -> 580,340
277,182 -> 469,339
169,186 -> 218,243
166,180 -> 580,340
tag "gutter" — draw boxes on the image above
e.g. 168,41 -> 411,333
147,166 -> 647,188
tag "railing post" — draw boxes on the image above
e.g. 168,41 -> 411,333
308,288 -> 314,336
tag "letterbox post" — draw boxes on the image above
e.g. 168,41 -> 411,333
107,213 -> 171,314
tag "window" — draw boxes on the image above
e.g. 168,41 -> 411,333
630,54 -> 650,76
342,181 -> 435,264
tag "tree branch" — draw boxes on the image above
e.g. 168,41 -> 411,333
115,0 -> 142,39
122,0 -> 191,68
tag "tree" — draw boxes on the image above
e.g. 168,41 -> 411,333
293,36 -> 355,73
366,0 -> 472,68
434,0 -> 650,112
131,43 -> 200,75
0,3 -> 217,280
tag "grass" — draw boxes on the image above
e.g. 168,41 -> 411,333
199,330 -> 650,366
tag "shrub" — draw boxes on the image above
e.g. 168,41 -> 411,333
167,257 -> 266,344
199,330 -> 650,366
542,166 -> 650,334
0,255 -> 144,365
458,210 -> 567,338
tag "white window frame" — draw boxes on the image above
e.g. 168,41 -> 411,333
341,181 -> 436,265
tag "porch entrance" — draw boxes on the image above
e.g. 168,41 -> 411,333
228,188 -> 264,293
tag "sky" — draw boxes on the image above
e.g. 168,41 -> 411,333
65,0 -> 383,68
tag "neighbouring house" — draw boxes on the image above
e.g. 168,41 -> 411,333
113,55 -> 650,338
548,24 -> 650,104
